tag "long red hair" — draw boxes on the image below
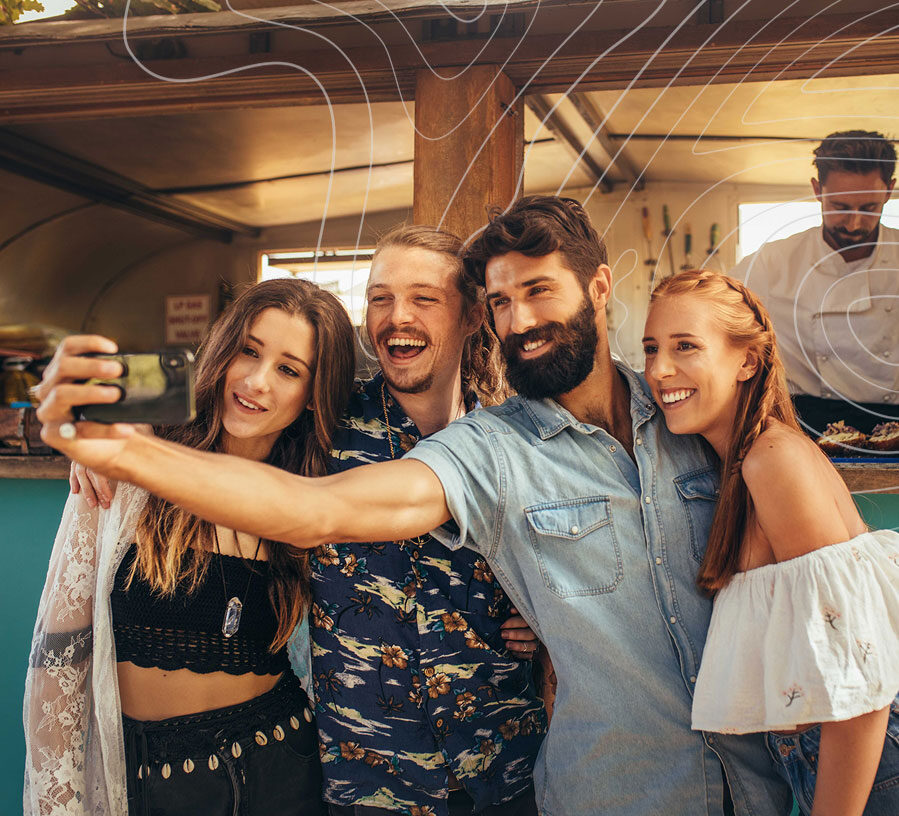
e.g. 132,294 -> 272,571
650,270 -> 800,594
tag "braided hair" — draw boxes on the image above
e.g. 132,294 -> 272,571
650,270 -> 800,593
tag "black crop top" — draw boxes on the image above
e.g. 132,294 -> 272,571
111,544 -> 290,676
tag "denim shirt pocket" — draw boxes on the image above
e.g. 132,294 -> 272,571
673,466 -> 719,563
524,496 -> 623,597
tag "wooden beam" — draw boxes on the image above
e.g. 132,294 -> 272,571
569,92 -> 645,192
0,129 -> 259,241
526,94 -> 613,193
412,66 -> 521,240
1,10 -> 898,123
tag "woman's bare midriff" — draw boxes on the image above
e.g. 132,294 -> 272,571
117,663 -> 282,720
771,723 -> 819,736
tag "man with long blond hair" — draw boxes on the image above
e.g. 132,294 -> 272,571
308,225 -> 545,816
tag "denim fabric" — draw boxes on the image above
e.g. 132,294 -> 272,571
766,697 -> 899,815
406,362 -> 793,816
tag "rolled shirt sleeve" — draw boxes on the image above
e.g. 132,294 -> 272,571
404,412 -> 502,558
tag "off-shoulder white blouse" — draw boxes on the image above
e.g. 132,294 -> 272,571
692,530 -> 899,734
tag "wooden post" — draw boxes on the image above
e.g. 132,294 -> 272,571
413,66 -> 523,241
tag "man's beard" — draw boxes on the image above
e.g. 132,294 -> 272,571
373,324 -> 434,394
381,367 -> 434,394
501,297 -> 597,399
824,222 -> 879,252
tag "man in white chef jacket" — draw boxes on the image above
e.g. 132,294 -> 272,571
731,130 -> 898,433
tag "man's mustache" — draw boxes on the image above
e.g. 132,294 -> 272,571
833,228 -> 870,239
375,325 -> 431,346
502,323 -> 564,356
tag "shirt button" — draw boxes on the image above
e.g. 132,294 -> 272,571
884,395 -> 893,402
690,675 -> 696,683
884,351 -> 891,358
655,557 -> 662,565
609,445 -> 617,452
669,615 -> 677,624
644,496 -> 652,504
570,525 -> 579,535
635,438 -> 642,446
820,355 -> 828,362
822,391 -> 832,398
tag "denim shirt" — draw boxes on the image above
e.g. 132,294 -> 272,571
405,362 -> 792,816
308,374 -> 546,815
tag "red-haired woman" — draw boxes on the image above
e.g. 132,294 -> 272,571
25,279 -> 355,816
642,269 -> 898,816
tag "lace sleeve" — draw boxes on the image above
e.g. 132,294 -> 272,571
24,492 -> 100,816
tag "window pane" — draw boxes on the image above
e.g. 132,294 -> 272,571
260,252 -> 372,326
738,199 -> 899,262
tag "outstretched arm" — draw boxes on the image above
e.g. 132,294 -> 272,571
35,336 -> 451,548
43,425 -> 450,550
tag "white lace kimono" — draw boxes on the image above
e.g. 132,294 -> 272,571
24,483 -> 148,816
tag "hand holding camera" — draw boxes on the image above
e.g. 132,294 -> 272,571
33,335 -> 196,468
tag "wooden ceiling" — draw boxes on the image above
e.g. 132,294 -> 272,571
1,0 -> 897,233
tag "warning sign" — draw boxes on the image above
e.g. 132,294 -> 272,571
165,295 -> 211,345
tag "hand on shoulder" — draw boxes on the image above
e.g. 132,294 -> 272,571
741,423 -> 858,563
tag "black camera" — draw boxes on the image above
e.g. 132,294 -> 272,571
76,350 -> 196,424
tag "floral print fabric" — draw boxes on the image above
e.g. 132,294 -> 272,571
692,530 -> 899,734
310,374 -> 546,815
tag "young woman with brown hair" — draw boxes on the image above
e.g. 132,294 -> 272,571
642,269 -> 899,816
25,278 -> 355,816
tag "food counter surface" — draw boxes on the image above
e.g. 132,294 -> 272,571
2,454 -> 898,494
0,455 -> 70,479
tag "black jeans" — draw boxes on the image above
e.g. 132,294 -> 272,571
326,784 -> 538,816
123,671 -> 326,816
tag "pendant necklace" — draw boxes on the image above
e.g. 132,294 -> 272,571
212,526 -> 263,638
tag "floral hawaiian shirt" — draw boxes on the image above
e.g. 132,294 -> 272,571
309,373 -> 546,815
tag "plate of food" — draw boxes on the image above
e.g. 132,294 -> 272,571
817,420 -> 899,462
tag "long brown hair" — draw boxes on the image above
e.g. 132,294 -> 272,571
372,224 -> 510,406
650,270 -> 800,594
132,278 -> 355,650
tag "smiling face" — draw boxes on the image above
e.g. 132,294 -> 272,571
365,245 -> 477,394
812,168 -> 895,256
643,294 -> 757,455
220,307 -> 316,460
486,251 -> 604,399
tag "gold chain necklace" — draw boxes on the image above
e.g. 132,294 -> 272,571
379,380 -> 400,460
379,381 -> 465,460
379,380 -> 465,549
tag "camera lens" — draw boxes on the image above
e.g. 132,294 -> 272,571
168,357 -> 184,368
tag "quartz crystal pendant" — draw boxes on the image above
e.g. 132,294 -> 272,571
222,597 -> 243,638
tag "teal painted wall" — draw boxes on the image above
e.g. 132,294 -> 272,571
1,480 -> 896,813
1,478 -> 69,814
